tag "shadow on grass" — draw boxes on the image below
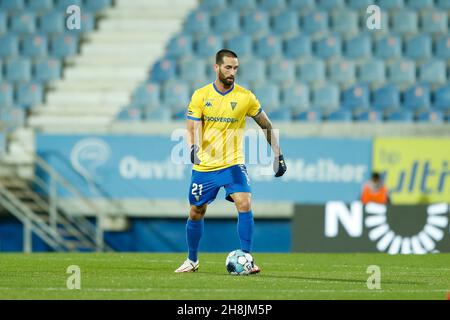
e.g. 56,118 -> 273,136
196,271 -> 424,285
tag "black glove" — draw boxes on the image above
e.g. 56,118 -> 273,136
274,154 -> 287,177
190,145 -> 201,165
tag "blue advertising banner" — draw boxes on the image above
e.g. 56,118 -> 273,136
36,134 -> 372,203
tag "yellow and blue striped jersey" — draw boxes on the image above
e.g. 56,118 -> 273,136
187,82 -> 262,172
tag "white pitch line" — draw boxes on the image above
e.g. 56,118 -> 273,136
0,287 -> 448,294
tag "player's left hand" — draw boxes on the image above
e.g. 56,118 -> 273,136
274,154 -> 287,177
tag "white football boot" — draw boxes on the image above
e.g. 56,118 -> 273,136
174,259 -> 199,273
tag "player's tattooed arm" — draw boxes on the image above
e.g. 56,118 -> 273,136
252,111 -> 281,156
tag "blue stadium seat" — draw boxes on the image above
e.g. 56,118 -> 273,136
376,0 -> 404,10
22,35 -> 48,58
252,82 -> 280,112
404,34 -> 432,61
10,12 -> 36,34
212,10 -> 239,35
26,0 -> 54,12
418,59 -> 446,86
359,9 -> 389,37
260,0 -> 285,12
34,58 -> 62,83
294,110 -> 322,122
433,85 -> 450,111
199,0 -> 226,13
184,10 -> 210,35
162,80 -> 190,110
238,58 -> 266,85
267,59 -> 296,85
255,34 -> 282,59
420,11 -> 448,35
435,35 -> 450,60
16,82 -> 43,109
39,11 -> 65,35
0,82 -> 14,108
0,0 -> 24,12
347,0 -> 372,9
131,83 -> 161,108
354,110 -> 382,122
331,10 -> 358,36
50,34 -> 78,58
284,34 -> 311,59
344,35 -> 371,60
116,107 -> 142,122
372,84 -> 400,111
391,9 -> 417,35
375,35 -> 401,60
55,0 -> 81,9
0,61 -> 2,82
143,106 -> 172,122
416,110 -> 444,123
226,35 -> 253,58
0,107 -> 25,129
403,84 -> 431,111
328,60 -> 356,85
0,12 -> 7,35
386,110 -> 414,122
242,11 -> 269,37
229,0 -> 256,12
179,58 -> 206,82
195,34 -> 222,58
150,58 -> 176,83
190,78 -> 214,93
267,108 -> 292,121
314,34 -> 341,60
166,34 -> 193,59
289,0 -> 315,10
341,83 -> 370,112
273,10 -> 299,36
5,58 -> 31,83
298,58 -> 325,84
312,83 -> 340,111
83,0 -> 112,12
301,11 -> 328,38
281,82 -> 310,112
65,12 -> 95,35
406,0 -> 433,9
317,0 -> 344,9
326,110 -> 352,122
0,35 -> 19,58
436,0 -> 450,9
358,59 -> 386,85
387,59 -> 416,88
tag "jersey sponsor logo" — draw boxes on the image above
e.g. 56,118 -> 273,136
204,116 -> 238,123
230,101 -> 237,110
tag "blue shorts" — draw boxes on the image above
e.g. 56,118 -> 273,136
188,164 -> 251,206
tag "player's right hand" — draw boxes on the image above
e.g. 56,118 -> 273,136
190,144 -> 201,165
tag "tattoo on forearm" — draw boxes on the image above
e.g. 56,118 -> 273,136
254,113 -> 280,154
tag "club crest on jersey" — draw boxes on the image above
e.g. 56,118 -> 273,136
205,100 -> 213,107
230,102 -> 237,110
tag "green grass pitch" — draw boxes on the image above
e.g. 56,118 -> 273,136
0,253 -> 449,300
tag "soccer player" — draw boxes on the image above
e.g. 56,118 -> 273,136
175,49 -> 287,273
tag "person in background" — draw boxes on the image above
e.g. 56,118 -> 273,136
360,172 -> 390,205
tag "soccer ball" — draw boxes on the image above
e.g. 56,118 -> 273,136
225,249 -> 254,275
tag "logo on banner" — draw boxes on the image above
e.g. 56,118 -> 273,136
70,138 -> 111,181
325,202 -> 449,254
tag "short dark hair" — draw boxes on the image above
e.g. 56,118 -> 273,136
372,172 -> 381,181
216,49 -> 238,65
